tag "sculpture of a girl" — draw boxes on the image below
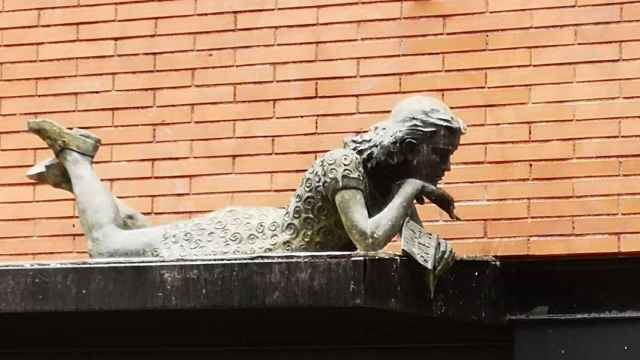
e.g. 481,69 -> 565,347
26,96 -> 465,273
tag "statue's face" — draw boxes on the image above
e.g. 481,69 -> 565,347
405,129 -> 460,186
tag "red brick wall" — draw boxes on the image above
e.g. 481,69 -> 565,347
0,0 -> 639,261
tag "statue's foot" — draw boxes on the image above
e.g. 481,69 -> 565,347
26,158 -> 72,191
28,119 -> 101,158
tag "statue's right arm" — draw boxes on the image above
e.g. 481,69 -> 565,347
334,179 -> 427,251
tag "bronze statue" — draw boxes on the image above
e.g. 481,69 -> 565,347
26,96 -> 465,276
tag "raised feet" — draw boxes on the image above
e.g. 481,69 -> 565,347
28,119 -> 101,158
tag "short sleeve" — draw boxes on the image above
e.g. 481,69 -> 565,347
322,149 -> 367,201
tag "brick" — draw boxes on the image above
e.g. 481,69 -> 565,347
532,82 -> 619,103
444,163 -> 530,183
624,3 -> 640,20
621,234 -> 640,251
622,79 -> 640,97
451,144 -> 486,163
78,55 -> 154,74
35,110 -> 113,129
578,23 -> 640,44
94,161 -> 152,180
319,76 -> 399,96
446,87 -> 529,107
35,185 -> 74,201
0,45 -> 37,63
533,44 -> 619,65
623,42 -> 640,59
1,95 -> 75,115
456,201 -> 528,220
622,118 -> 640,135
0,80 -> 36,98
232,192 -> 292,208
115,71 -> 191,90
0,167 -> 35,185
318,39 -> 400,60
277,60 -> 357,80
277,24 -> 357,44
358,93 -> 417,113
77,91 -> 153,110
575,216 -> 640,234
623,159 -> 640,175
486,180 -> 573,200
461,124 -> 529,144
157,14 -> 234,34
237,45 -> 315,66
276,98 -> 357,117
621,196 -> 640,214
317,114 -> 382,133
192,138 -> 272,157
79,20 -> 155,40
2,25 -> 76,45
156,50 -> 234,70
489,141 -> 572,162
446,49 -> 530,70
489,28 -> 575,49
40,5 -> 115,25
447,12 -> 532,33
236,117 -> 316,137
533,198 -> 618,217
117,35 -> 193,55
195,65 -> 273,85
0,185 -> 34,203
532,120 -> 619,141
237,82 -> 316,101
488,219 -> 573,238
0,10 -> 39,29
402,34 -> 486,55
113,178 -> 189,197
439,183 -> 487,202
529,236 -> 618,255
114,106 -> 190,126
403,0 -> 486,17
319,3 -> 400,23
238,8 -> 316,29
451,238 -> 528,257
576,138 -> 640,158
456,108 -> 486,125
576,61 -> 640,82
1,133 -> 44,150
117,0 -> 194,20
153,194 -> 232,213
91,126 -> 154,144
154,157 -> 233,177
487,104 -> 574,124
38,75 -> 112,95
402,72 -> 485,92
235,154 -> 316,173
0,236 -> 75,255
194,101 -> 273,122
192,174 -> 271,193
39,40 -> 114,60
361,55 -> 442,75
155,122 -> 233,141
576,100 -> 640,120
488,65 -> 573,87
4,0 -> 76,10
0,149 -> 34,167
488,0 -> 575,12
533,5 -> 619,27
274,133 -> 346,153
112,141 -> 190,161
360,18 -> 443,39
196,0 -> 275,13
277,0 -> 354,8
0,201 -> 74,220
155,86 -> 234,106
272,172 -> 303,190
196,29 -> 274,50
575,177 -> 640,196
421,221 -> 485,239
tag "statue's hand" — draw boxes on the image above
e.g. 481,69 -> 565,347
416,182 -> 461,221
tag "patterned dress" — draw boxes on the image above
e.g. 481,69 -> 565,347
153,149 -> 367,258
